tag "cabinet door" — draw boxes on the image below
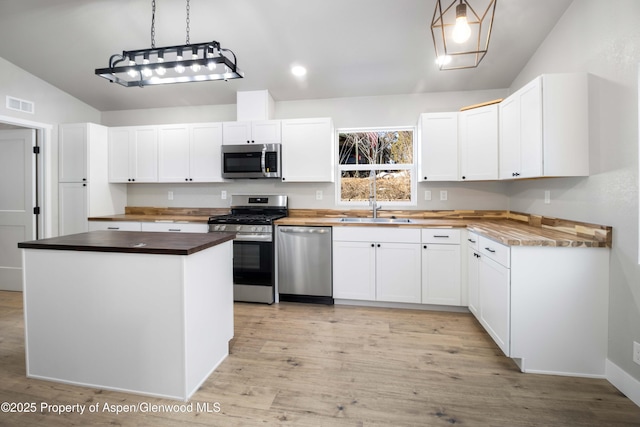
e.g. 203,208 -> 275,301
251,120 -> 281,144
59,124 -> 87,182
518,79 -> 543,178
421,244 -> 461,305
58,183 -> 87,235
158,125 -> 190,182
132,127 -> 158,182
376,243 -> 421,303
478,256 -> 510,356
190,123 -> 223,182
222,121 -> 252,144
459,104 -> 498,181
108,128 -> 132,183
418,112 -> 458,181
332,241 -> 376,301
281,118 -> 334,182
498,96 -> 520,179
467,249 -> 480,318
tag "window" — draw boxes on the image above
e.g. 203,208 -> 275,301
337,128 -> 415,205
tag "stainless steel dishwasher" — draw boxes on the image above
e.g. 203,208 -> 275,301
277,226 -> 333,304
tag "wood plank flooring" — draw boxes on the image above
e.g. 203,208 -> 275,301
1,290 -> 639,426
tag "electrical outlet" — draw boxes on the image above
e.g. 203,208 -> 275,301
424,190 -> 432,201
633,341 -> 640,365
440,190 -> 448,201
221,190 -> 227,200
544,190 -> 551,204
168,191 -> 173,201
316,190 -> 323,201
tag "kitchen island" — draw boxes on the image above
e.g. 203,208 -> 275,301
18,230 -> 235,401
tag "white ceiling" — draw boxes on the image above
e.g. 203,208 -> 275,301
0,0 -> 572,112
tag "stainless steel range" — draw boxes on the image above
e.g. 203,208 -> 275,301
208,195 -> 288,304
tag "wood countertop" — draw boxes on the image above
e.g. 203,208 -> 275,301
18,230 -> 236,255
275,215 -> 610,248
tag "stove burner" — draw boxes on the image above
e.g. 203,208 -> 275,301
207,213 -> 286,225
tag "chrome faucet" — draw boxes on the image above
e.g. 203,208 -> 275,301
369,170 -> 381,218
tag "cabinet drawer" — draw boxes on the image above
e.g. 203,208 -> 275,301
88,221 -> 142,231
141,222 -> 208,233
421,228 -> 461,244
479,235 -> 510,268
466,231 -> 480,250
332,226 -> 420,243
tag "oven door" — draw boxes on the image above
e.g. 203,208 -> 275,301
232,239 -> 274,286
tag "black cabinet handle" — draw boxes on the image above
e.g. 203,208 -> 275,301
468,238 -> 476,243
461,176 -> 466,180
433,235 -> 450,238
424,176 -> 427,180
423,245 -> 427,249
371,243 -> 375,247
485,247 -> 496,253
377,244 -> 381,247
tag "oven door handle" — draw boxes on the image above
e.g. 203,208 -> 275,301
234,233 -> 273,242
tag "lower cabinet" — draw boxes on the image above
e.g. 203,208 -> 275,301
140,222 -> 208,233
421,229 -> 461,305
467,232 -> 609,376
333,227 -> 421,303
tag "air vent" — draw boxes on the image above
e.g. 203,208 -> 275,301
6,96 -> 34,114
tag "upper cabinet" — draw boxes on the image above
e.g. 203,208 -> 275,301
281,118 -> 335,182
499,73 -> 589,179
418,112 -> 458,182
222,120 -> 281,145
59,123 -> 88,183
109,126 -> 158,183
158,123 -> 223,182
459,104 -> 499,181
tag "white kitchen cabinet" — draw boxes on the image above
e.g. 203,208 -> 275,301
332,240 -> 376,301
108,126 -> 158,182
421,229 -> 462,305
332,227 -> 421,303
58,123 -> 126,236
499,73 -> 589,179
477,237 -> 511,356
466,231 -> 609,377
140,222 -> 208,233
458,104 -> 499,181
222,120 -> 280,145
88,221 -> 142,231
158,123 -> 223,182
281,118 -> 334,182
466,231 -> 480,317
417,112 -> 458,181
59,183 -> 87,236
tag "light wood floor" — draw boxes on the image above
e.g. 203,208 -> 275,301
1,291 -> 639,426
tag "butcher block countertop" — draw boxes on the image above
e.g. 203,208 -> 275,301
276,210 -> 612,248
18,230 -> 236,255
88,206 -> 229,223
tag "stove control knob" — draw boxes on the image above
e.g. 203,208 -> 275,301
251,226 -> 258,232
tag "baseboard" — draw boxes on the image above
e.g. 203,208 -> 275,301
606,359 -> 640,408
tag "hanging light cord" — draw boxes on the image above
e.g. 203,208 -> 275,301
185,0 -> 191,45
151,0 -> 156,49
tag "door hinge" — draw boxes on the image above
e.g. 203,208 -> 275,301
33,146 -> 40,154
33,206 -> 40,215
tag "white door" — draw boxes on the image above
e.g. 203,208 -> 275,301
0,129 -> 36,291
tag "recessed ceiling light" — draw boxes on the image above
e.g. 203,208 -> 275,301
291,65 -> 307,77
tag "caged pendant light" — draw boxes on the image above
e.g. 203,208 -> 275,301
431,0 -> 497,70
95,0 -> 243,87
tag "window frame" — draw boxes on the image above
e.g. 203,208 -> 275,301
335,126 -> 417,207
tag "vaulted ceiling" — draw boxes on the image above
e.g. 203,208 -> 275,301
0,0 -> 572,112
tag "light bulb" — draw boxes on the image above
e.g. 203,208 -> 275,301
452,2 -> 471,43
141,58 -> 152,78
127,60 -> 137,78
191,53 -> 201,72
156,57 -> 166,76
175,55 -> 185,74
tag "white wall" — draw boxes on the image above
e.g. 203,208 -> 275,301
506,0 -> 640,383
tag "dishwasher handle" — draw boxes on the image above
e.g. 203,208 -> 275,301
279,226 -> 330,234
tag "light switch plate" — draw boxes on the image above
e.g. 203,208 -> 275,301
424,190 -> 432,201
221,190 -> 227,200
440,190 -> 448,201
316,190 -> 323,201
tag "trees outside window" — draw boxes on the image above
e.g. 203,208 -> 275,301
337,128 -> 415,204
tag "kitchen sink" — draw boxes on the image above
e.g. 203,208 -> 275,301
339,217 -> 412,223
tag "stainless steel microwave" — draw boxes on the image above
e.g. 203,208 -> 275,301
221,143 -> 282,179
